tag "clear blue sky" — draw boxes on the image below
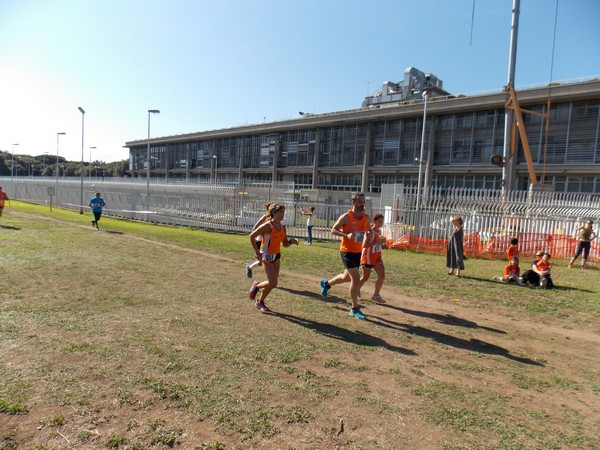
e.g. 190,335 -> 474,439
1,0 -> 599,163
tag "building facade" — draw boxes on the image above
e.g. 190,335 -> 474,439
126,77 -> 600,194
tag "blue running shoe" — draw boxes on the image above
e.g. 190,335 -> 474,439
320,279 -> 329,299
349,307 -> 366,320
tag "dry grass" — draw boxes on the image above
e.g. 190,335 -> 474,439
0,202 -> 599,449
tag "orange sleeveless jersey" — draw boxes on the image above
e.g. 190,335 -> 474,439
260,221 -> 285,262
340,210 -> 369,253
361,228 -> 383,266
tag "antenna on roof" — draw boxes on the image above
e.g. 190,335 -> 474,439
469,0 -> 476,45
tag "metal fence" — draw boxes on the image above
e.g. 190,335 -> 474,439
4,178 -> 599,262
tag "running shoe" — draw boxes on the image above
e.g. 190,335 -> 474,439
320,279 -> 329,299
349,307 -> 366,320
371,293 -> 386,304
91,220 -> 96,227
248,281 -> 259,300
567,263 -> 573,269
246,265 -> 253,278
255,300 -> 270,312
539,278 -> 548,288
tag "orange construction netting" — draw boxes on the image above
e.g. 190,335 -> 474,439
386,232 -> 599,262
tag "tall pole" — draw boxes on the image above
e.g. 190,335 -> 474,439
56,132 -> 66,202
78,107 -> 85,214
11,143 -> 19,179
89,146 -> 96,181
147,109 -> 160,211
213,154 -> 218,184
415,90 -> 429,237
502,0 -> 520,193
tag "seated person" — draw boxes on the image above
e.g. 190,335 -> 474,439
520,251 -> 554,288
519,250 -> 544,286
493,256 -> 520,283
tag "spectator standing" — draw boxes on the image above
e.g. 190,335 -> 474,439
567,220 -> 596,269
507,237 -> 520,261
446,216 -> 465,278
300,206 -> 315,245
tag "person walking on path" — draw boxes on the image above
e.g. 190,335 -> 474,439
567,220 -> 596,269
246,203 -> 272,278
446,215 -> 465,277
248,204 -> 298,312
359,213 -> 387,304
299,206 -> 315,245
0,186 -> 9,218
320,192 -> 370,320
89,192 -> 105,230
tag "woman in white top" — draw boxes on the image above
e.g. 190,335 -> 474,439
300,206 -> 315,245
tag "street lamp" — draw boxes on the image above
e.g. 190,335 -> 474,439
415,89 -> 430,237
147,109 -> 160,209
213,154 -> 218,184
11,143 -> 19,179
56,132 -> 66,197
89,146 -> 96,181
78,107 -> 85,214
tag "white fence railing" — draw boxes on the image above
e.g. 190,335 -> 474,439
4,178 -> 599,261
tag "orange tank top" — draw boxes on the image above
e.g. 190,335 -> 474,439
340,210 -> 369,253
361,228 -> 383,266
260,221 -> 285,262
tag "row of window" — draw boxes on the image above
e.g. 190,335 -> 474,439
129,99 -> 600,194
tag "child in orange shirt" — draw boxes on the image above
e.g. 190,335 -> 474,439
496,256 -> 521,283
507,237 -> 519,261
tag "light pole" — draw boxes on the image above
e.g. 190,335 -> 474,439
11,143 -> 19,179
89,146 -> 96,181
56,132 -> 66,200
147,109 -> 160,209
213,154 -> 218,184
78,107 -> 85,214
415,89 -> 430,237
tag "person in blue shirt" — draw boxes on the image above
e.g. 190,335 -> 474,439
89,192 -> 106,230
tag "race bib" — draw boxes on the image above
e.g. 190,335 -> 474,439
372,244 -> 382,253
263,253 -> 278,262
354,232 -> 365,243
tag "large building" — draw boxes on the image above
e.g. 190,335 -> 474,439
126,68 -> 600,194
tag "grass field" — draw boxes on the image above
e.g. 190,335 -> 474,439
1,201 -> 599,449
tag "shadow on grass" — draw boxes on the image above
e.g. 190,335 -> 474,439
104,230 -> 124,235
383,305 -> 507,334
274,311 -> 416,356
277,286 -> 347,305
0,224 -> 21,230
369,314 -> 543,366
